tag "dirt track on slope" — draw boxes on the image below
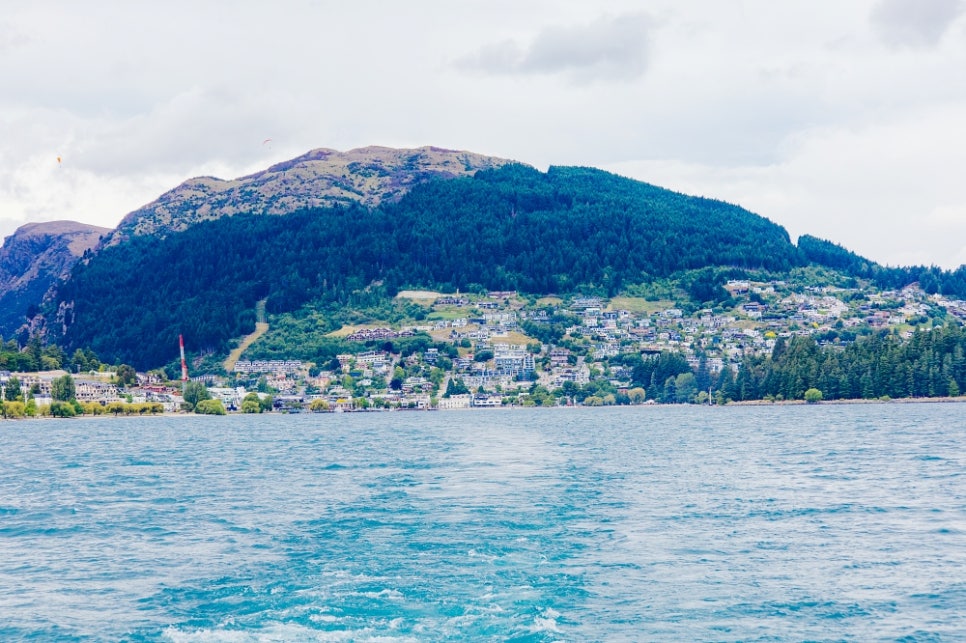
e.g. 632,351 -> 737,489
224,300 -> 268,372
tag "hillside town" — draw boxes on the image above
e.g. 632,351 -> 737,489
3,273 -> 965,417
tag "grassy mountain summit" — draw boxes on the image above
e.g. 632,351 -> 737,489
107,145 -> 514,242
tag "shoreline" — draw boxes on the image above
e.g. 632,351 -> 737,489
4,395 -> 966,421
728,396 -> 966,407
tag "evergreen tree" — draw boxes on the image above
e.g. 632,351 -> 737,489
51,374 -> 76,402
4,376 -> 21,401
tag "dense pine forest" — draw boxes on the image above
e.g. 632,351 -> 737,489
608,324 -> 966,404
728,324 -> 966,401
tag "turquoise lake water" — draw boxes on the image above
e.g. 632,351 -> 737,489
0,404 -> 964,641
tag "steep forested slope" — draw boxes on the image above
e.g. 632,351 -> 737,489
376,165 -> 801,293
53,164 -> 804,369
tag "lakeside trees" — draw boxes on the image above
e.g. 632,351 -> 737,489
597,324 -> 966,405
182,381 -> 210,412
194,399 -> 226,415
4,376 -> 21,401
804,388 -> 823,404
0,337 -> 96,373
704,324 -> 966,403
50,374 -> 75,402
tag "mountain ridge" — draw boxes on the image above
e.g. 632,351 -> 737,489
107,145 -> 515,242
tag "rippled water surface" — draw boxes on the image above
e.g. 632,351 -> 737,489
1,404 -> 965,641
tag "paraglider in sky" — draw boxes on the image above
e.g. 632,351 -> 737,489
262,138 -> 272,145
56,155 -> 62,165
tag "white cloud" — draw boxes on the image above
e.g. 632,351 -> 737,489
457,12 -> 653,83
871,0 -> 966,47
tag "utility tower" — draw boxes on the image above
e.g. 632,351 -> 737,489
179,335 -> 189,382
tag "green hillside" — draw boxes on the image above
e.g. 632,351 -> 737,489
51,164 -> 805,369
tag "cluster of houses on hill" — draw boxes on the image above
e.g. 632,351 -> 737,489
4,277 -> 964,413
248,279 -> 964,410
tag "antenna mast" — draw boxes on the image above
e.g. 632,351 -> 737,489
179,334 -> 189,382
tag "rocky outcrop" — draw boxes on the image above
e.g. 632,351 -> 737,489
0,221 -> 109,337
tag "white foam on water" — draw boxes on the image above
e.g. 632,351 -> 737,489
163,623 -> 420,643
309,614 -> 340,624
359,588 -> 404,600
527,606 -> 564,634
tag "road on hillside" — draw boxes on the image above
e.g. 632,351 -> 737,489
224,300 -> 268,372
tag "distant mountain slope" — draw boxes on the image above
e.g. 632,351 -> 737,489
107,145 -> 514,242
53,164 -> 804,369
0,221 -> 109,337
799,234 -> 966,295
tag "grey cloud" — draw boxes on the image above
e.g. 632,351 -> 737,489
458,13 -> 652,83
871,0 -> 965,47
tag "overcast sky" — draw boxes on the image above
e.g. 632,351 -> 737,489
2,0 -> 965,268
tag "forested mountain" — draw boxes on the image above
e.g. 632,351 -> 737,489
0,221 -> 109,338
106,146 -> 512,243
51,164 -> 804,370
